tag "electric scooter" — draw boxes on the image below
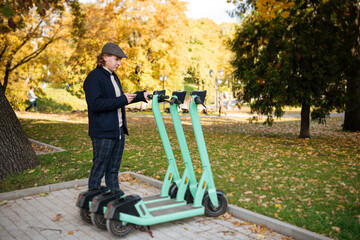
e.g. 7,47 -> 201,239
76,90 -> 185,229
104,90 -> 228,237
168,91 -> 197,203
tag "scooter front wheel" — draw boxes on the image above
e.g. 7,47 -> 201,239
203,191 -> 228,217
106,219 -> 132,237
91,212 -> 106,229
79,208 -> 92,224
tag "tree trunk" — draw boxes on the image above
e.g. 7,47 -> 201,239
343,74 -> 360,132
299,101 -> 311,138
0,89 -> 39,179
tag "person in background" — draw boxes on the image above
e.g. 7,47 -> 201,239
83,42 -> 151,191
25,87 -> 38,112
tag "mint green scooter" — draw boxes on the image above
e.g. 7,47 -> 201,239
168,91 -> 197,202
104,90 -> 228,237
141,90 -> 181,202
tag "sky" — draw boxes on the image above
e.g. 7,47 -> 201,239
184,0 -> 238,25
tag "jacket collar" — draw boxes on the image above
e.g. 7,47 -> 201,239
96,65 -> 122,91
96,65 -> 116,78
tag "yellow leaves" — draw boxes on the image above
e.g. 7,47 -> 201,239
331,226 -> 341,233
255,0 -> 295,21
249,223 -> 269,234
0,200 -> 8,207
261,184 -> 271,191
337,205 -> 345,210
275,203 -> 282,211
38,192 -> 49,197
27,169 -> 35,174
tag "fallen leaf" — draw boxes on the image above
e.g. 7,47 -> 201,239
331,226 -> 341,233
38,192 -> 49,197
0,200 -> 7,207
233,221 -> 241,227
52,214 -> 62,222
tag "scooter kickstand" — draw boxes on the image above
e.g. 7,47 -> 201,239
147,226 -> 154,238
133,225 -> 153,238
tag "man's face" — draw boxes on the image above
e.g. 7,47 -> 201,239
104,55 -> 122,72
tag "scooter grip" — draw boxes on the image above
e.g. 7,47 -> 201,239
159,95 -> 170,101
194,96 -> 203,104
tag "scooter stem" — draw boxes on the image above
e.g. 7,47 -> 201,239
152,94 -> 181,196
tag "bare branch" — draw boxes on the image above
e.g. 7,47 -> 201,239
11,19 -> 44,56
9,27 -> 63,72
0,44 -> 8,62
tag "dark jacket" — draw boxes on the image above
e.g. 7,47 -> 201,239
83,66 -> 146,138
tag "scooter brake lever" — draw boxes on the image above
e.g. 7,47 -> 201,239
195,96 -> 206,108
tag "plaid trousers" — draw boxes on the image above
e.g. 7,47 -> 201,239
88,128 -> 125,190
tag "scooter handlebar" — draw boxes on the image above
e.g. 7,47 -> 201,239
170,97 -> 181,105
158,95 -> 170,102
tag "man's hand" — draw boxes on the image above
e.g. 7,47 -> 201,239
144,91 -> 151,101
124,93 -> 137,103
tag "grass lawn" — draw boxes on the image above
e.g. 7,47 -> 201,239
1,111 -> 359,239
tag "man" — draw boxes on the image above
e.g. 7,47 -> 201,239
25,87 -> 38,112
83,42 -> 150,191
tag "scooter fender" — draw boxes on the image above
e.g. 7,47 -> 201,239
75,186 -> 109,209
104,194 -> 141,220
89,189 -> 124,214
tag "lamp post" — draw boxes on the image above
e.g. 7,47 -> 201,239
210,69 -> 224,113
218,69 -> 223,114
209,69 -> 216,111
160,74 -> 167,112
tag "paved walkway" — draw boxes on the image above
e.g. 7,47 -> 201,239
0,175 -> 288,240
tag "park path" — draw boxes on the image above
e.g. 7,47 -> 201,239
0,175 -> 289,240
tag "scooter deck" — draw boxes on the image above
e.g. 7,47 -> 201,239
120,203 -> 204,226
145,198 -> 186,211
142,194 -> 170,204
150,204 -> 202,217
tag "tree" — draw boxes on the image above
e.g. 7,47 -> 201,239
66,0 -> 190,98
341,1 -> 360,132
0,0 -> 83,179
230,0 -> 356,138
184,18 -> 236,104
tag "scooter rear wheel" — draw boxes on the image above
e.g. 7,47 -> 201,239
106,219 -> 132,237
79,208 -> 92,224
168,182 -> 178,198
203,191 -> 228,217
91,212 -> 106,229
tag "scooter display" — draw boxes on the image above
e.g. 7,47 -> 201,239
104,90 -> 228,237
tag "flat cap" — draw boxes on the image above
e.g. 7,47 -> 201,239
101,42 -> 127,58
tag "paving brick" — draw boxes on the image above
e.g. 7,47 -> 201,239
0,177 -> 289,240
